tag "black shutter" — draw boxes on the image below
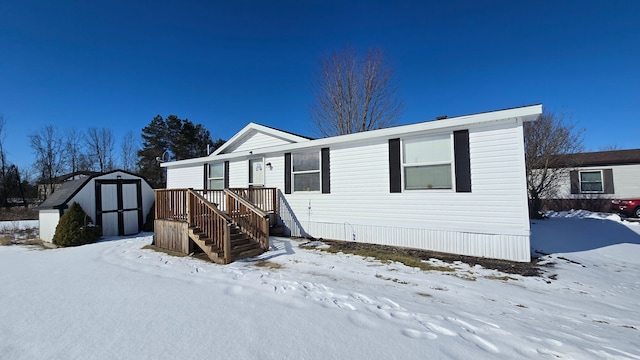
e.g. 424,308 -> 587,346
203,164 -> 208,189
284,153 -> 292,194
321,148 -> 330,194
603,169 -> 615,194
453,130 -> 471,193
389,138 -> 401,193
569,171 -> 579,194
224,161 -> 229,189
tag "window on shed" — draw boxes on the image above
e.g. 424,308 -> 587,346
579,170 -> 603,192
208,163 -> 224,190
402,135 -> 452,190
292,151 -> 320,192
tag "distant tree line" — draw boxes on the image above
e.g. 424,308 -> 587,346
0,113 -> 225,207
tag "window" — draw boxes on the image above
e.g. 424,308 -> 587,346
292,151 -> 320,191
579,170 -> 603,192
208,163 -> 224,190
402,135 -> 452,190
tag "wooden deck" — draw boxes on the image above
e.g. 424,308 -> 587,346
154,188 -> 277,264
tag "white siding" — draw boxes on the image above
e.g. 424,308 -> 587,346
166,165 -> 204,189
228,160 -> 248,188
163,120 -> 533,262
554,164 -> 640,199
224,131 -> 296,153
613,164 -> 640,198
39,209 -> 60,242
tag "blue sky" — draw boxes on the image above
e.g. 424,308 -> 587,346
1,0 -> 638,172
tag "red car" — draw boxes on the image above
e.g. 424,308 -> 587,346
611,199 -> 640,218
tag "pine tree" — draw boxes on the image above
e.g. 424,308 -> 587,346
137,115 -> 169,188
137,115 -> 223,188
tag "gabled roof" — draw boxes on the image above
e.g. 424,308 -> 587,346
163,104 -> 542,168
37,170 -> 153,210
210,122 -> 312,156
38,171 -> 99,186
550,148 -> 640,167
38,177 -> 91,210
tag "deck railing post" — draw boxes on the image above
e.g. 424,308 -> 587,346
223,222 -> 232,264
186,189 -> 191,225
271,188 -> 277,216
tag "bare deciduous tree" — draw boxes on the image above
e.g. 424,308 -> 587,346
525,111 -> 583,218
86,128 -> 115,172
29,125 -> 65,199
0,115 -> 8,206
64,129 -> 88,174
311,47 -> 403,137
120,130 -> 139,172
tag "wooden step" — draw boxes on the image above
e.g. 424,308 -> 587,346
231,242 -> 261,254
233,247 -> 265,260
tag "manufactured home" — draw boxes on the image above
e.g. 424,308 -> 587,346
38,170 -> 155,242
539,148 -> 640,212
158,105 -> 542,263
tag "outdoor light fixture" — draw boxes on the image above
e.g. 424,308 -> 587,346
266,162 -> 272,170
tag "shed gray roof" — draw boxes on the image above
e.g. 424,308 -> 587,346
38,177 -> 91,210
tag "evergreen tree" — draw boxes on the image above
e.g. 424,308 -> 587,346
52,202 -> 102,247
137,115 -> 168,188
137,115 -> 223,188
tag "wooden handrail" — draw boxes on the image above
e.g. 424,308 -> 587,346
155,188 -> 232,263
224,189 -> 270,251
155,187 -> 274,261
224,189 -> 269,218
228,187 -> 277,215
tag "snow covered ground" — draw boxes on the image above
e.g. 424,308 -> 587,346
1,212 -> 639,359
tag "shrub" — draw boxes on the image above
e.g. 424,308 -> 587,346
52,202 -> 102,247
143,201 -> 155,232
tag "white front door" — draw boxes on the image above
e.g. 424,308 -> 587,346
248,158 -> 264,187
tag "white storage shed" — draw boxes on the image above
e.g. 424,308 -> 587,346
38,170 -> 155,242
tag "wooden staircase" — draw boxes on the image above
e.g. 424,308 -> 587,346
155,188 -> 275,264
188,224 -> 265,264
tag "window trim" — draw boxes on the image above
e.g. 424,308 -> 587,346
207,163 -> 225,190
401,133 -> 454,191
579,169 -> 604,193
291,150 -> 321,192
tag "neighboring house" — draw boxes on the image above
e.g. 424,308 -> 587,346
540,149 -> 640,212
160,105 -> 542,262
38,170 -> 155,242
37,171 -> 99,202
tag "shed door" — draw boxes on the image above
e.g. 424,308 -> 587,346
95,179 -> 143,236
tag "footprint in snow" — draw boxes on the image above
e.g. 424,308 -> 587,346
402,328 -> 438,340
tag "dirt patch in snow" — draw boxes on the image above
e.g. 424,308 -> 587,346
315,239 -> 541,277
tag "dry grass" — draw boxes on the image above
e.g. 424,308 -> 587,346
320,246 -> 456,273
254,260 -> 283,269
141,245 -> 189,258
0,207 -> 38,221
485,275 -> 519,282
310,239 -> 542,277
0,235 -> 12,246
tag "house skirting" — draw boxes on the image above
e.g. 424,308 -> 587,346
282,219 -> 531,263
541,198 -> 613,213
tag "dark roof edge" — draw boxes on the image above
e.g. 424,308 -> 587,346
38,170 -> 155,209
547,148 -> 640,168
